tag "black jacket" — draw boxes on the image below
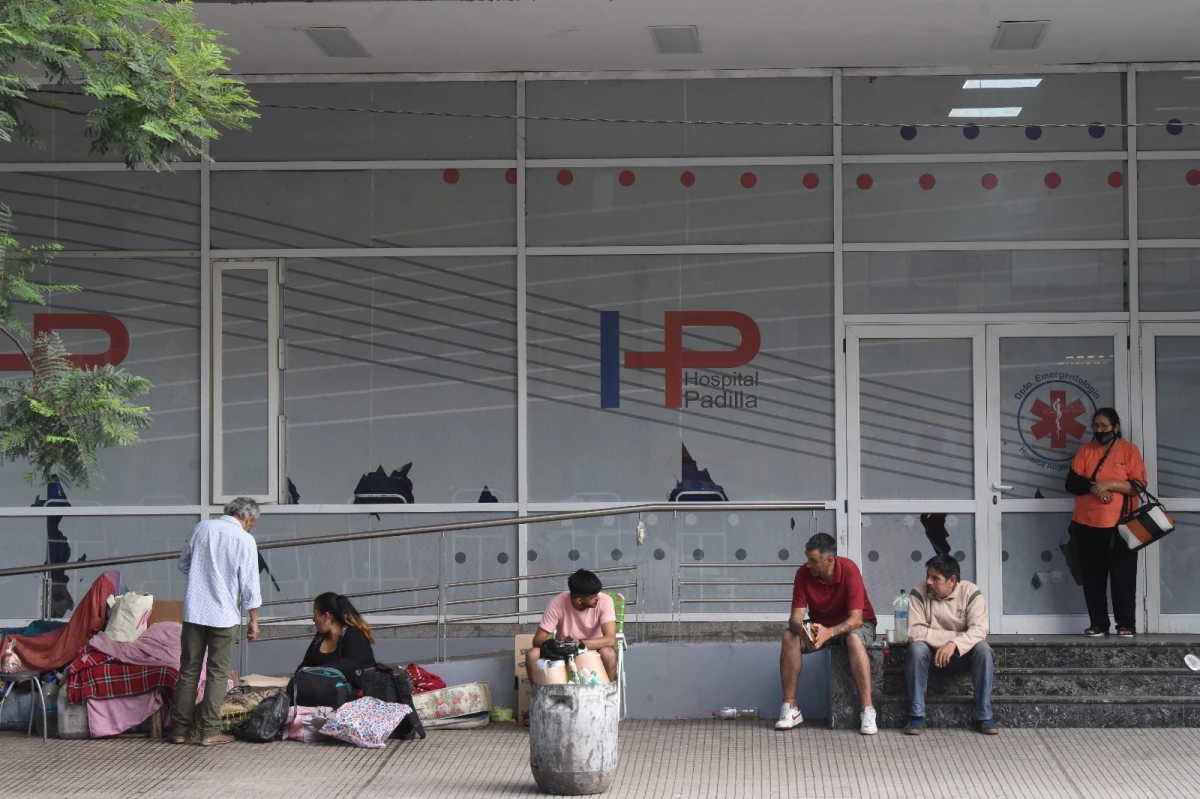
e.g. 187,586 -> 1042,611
299,626 -> 376,685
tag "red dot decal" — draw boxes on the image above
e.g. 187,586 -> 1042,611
981,173 -> 999,190
505,168 -> 517,185
442,169 -> 460,185
856,173 -> 873,190
1107,171 -> 1124,189
802,172 -> 820,190
1187,169 -> 1200,187
740,172 -> 758,189
618,170 -> 636,187
919,173 -> 936,190
680,170 -> 696,188
557,169 -> 574,186
1044,172 -> 1062,190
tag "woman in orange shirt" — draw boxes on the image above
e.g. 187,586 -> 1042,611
1065,408 -> 1147,637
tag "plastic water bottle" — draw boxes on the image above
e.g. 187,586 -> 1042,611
892,590 -> 910,643
712,707 -> 760,720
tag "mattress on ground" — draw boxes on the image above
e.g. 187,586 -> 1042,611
412,682 -> 491,723
423,711 -> 490,730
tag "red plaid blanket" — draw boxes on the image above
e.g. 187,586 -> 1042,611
66,646 -> 179,703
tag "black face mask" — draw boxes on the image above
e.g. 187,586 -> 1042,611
1094,430 -> 1118,445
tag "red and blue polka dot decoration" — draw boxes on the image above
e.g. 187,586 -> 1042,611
440,165 -> 1200,189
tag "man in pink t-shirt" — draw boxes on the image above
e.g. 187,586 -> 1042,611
526,569 -> 618,680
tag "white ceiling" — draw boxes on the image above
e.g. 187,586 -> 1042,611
195,0 -> 1200,76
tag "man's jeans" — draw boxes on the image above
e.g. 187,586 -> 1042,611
172,622 -> 238,740
906,640 -> 994,721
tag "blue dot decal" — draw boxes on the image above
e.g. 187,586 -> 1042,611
1025,126 -> 1042,141
1088,124 -> 1105,139
963,124 -> 980,140
1167,119 -> 1184,136
900,125 -> 917,141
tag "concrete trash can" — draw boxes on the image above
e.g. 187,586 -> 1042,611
529,681 -> 619,795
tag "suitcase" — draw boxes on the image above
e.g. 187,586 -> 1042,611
412,682 -> 492,723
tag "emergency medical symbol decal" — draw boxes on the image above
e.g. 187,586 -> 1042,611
1014,372 -> 1101,470
598,310 -> 761,410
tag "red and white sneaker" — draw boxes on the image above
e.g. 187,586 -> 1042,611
775,703 -> 804,730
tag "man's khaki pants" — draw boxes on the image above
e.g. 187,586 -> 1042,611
171,622 -> 238,740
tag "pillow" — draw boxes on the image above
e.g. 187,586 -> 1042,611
321,697 -> 412,749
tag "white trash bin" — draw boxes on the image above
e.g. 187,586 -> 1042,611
529,682 -> 619,795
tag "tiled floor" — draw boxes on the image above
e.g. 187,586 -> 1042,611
3,722 -> 1197,798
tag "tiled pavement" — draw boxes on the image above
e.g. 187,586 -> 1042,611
3,721 -> 1198,798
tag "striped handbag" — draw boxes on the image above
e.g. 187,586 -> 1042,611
1118,482 -> 1176,551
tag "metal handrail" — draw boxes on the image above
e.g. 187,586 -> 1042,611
260,582 -> 439,608
0,502 -> 821,578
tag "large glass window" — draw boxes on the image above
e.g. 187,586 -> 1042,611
1137,161 -> 1200,240
1140,250 -> 1200,312
1136,71 -> 1200,152
861,513 -> 977,613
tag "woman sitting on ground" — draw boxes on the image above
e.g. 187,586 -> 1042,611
299,592 -> 377,683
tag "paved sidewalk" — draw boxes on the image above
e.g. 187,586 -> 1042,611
3,722 -> 1197,798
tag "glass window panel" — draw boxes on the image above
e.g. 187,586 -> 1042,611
1137,160 -> 1200,240
844,73 -> 1124,155
221,268 -> 270,499
1001,512 -> 1087,616
0,516 -> 199,621
527,78 -> 832,158
283,257 -> 516,504
1136,71 -> 1200,151
2,172 -> 200,250
1160,513 -> 1200,615
210,170 -> 516,249
998,336 -> 1116,499
0,259 -> 201,506
212,82 -> 516,161
528,512 -> 643,614
1153,336 -> 1200,500
861,514 -> 977,618
0,97 -> 195,164
526,167 -> 833,246
1140,250 -> 1200,312
843,162 -> 1127,242
845,250 -> 1126,314
858,339 -> 974,500
527,255 -> 834,502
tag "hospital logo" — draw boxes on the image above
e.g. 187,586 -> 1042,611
0,313 -> 129,372
1014,373 -> 1101,469
599,310 -> 761,410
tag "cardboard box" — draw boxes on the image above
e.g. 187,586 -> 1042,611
147,600 -> 183,626
514,634 -> 534,678
516,676 -> 532,727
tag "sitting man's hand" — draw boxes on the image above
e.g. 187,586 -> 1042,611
810,623 -> 836,650
934,642 -> 957,668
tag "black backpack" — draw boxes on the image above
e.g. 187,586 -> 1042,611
289,667 -> 354,709
235,691 -> 292,743
355,664 -> 427,740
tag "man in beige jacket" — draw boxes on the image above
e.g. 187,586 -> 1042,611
904,553 -> 997,735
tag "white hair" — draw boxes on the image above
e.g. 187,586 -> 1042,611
223,497 -> 261,522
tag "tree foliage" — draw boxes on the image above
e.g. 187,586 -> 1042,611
0,0 -> 255,488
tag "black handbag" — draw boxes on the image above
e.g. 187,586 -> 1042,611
355,664 -> 426,740
235,691 -> 292,743
539,639 -> 579,661
289,667 -> 353,709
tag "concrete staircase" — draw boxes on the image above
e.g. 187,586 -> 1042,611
831,635 -> 1200,729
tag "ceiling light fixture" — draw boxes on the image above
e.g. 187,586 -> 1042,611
962,78 -> 1043,89
302,27 -> 371,59
949,107 -> 1023,118
649,26 -> 702,55
991,21 -> 1049,51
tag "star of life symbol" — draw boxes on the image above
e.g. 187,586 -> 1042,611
1029,389 -> 1087,449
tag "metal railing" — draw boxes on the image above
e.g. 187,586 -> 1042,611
1,502 -> 822,669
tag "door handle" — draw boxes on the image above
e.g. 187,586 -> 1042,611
991,483 -> 1013,492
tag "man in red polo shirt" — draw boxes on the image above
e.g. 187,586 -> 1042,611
776,532 -> 878,734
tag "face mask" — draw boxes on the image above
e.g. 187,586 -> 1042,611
1095,430 -> 1118,445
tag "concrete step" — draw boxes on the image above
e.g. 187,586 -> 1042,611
884,639 -> 1200,670
881,667 -> 1200,698
875,695 -> 1200,729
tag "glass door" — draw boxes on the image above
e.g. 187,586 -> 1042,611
986,324 -> 1128,634
1142,323 -> 1200,633
847,326 -> 988,636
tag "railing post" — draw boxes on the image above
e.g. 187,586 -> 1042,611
437,530 -> 447,663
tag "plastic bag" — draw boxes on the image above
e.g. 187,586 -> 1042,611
1,640 -> 21,674
540,639 -> 579,661
105,591 -> 154,642
489,706 -> 515,724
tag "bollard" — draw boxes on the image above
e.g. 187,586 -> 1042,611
529,682 -> 619,795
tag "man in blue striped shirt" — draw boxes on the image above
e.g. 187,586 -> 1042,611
170,497 -> 263,746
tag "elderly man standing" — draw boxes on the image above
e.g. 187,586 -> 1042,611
170,498 -> 263,745
905,553 -> 997,735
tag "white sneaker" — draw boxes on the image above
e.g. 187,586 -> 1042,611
775,703 -> 803,730
859,706 -> 878,735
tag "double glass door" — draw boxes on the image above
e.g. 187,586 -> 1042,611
849,323 -> 1128,634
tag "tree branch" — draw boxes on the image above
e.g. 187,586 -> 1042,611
19,96 -> 89,116
0,324 -> 32,371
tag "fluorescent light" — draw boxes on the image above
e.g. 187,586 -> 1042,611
948,107 -> 1023,118
962,79 -> 1042,89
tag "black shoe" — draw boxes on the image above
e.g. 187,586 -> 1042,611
904,717 -> 925,735
1083,627 -> 1107,637
974,719 -> 999,735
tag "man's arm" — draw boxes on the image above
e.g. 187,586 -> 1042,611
581,621 -> 617,652
950,590 -> 989,655
531,627 -> 554,648
787,606 -> 809,639
811,609 -> 862,649
239,542 -> 263,640
178,532 -> 193,575
906,589 -> 931,642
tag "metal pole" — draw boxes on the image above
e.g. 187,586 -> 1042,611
438,530 -> 447,663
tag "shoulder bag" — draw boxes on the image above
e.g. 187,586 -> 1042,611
1117,481 -> 1176,551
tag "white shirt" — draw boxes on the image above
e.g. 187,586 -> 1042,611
178,516 -> 263,628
